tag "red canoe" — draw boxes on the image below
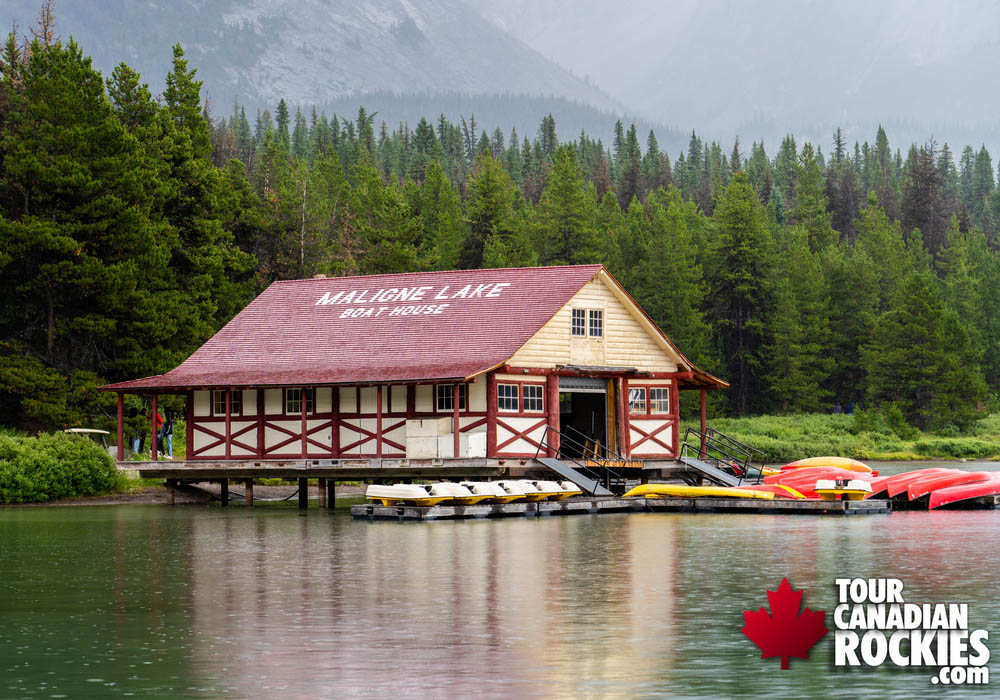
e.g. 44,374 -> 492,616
764,467 -> 867,486
884,469 -> 957,499
907,471 -> 996,501
928,474 -> 1000,509
867,468 -> 948,498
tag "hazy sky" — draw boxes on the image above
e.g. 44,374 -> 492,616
465,0 -> 1000,151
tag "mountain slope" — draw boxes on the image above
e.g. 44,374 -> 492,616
5,0 -> 616,111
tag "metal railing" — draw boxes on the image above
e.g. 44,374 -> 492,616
534,425 -> 630,494
679,427 -> 767,485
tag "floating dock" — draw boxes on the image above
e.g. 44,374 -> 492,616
351,496 -> 891,521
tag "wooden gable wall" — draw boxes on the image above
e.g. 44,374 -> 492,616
506,272 -> 684,373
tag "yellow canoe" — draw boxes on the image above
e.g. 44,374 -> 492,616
622,484 -> 775,500
782,456 -> 872,473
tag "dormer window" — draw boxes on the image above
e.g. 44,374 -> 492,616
588,309 -> 603,337
571,308 -> 602,337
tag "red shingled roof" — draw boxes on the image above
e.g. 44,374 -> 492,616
103,265 -> 606,391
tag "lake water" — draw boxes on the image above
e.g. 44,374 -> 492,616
1,466 -> 999,698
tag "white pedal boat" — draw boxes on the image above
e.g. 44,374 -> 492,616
497,480 -> 548,502
530,480 -> 573,500
366,484 -> 449,506
426,482 -> 492,505
558,480 -> 583,499
460,481 -> 523,503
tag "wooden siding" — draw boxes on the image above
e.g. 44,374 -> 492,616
507,274 -> 683,372
188,382 -> 490,461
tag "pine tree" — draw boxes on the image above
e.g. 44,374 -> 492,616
863,272 -> 986,430
414,159 -> 465,270
766,226 -> 833,411
791,143 -> 836,251
291,106 -> 309,160
706,172 -> 775,414
901,141 -> 949,263
0,38 -> 169,423
460,151 -> 534,269
533,145 -> 598,266
347,149 -> 419,274
634,188 -> 711,366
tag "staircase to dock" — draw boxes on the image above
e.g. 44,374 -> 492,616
534,426 -> 633,496
677,428 -> 767,487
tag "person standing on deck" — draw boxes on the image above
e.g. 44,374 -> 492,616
162,409 -> 174,459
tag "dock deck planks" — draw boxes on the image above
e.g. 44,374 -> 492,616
351,496 -> 891,520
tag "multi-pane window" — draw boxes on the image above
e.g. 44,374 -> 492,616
523,384 -> 544,412
588,309 -> 603,337
650,387 -> 670,413
628,387 -> 647,414
286,388 -> 314,415
497,384 -> 519,411
571,308 -> 587,336
213,390 -> 241,415
436,384 -> 467,412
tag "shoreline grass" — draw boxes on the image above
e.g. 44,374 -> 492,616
687,412 -> 1000,464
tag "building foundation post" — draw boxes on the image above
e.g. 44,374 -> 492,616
298,477 -> 309,509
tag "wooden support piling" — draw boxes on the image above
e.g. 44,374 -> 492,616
327,480 -> 335,508
151,393 -> 159,460
220,479 -> 229,507
298,477 -> 309,509
244,479 -> 254,507
452,383 -> 460,458
165,478 -> 175,505
116,393 -> 125,461
317,477 -> 327,508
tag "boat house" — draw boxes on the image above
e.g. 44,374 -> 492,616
102,265 -> 726,494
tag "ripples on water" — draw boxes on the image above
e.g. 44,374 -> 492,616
1,495 -> 998,699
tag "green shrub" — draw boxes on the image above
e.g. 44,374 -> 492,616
0,432 -> 123,503
883,404 -> 920,440
912,438 -> 996,459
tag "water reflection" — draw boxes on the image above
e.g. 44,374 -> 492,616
0,503 -> 998,698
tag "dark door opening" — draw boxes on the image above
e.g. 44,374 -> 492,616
558,391 -> 607,459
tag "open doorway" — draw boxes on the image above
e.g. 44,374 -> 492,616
558,390 -> 608,459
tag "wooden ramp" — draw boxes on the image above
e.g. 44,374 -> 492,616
677,455 -> 742,487
535,457 -> 614,496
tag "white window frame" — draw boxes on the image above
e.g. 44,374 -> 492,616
628,387 -> 647,414
588,309 -> 603,338
497,383 -> 519,412
650,387 -> 670,413
571,308 -> 587,336
286,388 -> 314,415
522,384 -> 544,413
436,383 -> 467,412
213,390 -> 241,416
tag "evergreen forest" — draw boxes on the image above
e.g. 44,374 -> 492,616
2,25 -> 998,436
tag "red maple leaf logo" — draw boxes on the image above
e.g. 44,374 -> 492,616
742,578 -> 828,669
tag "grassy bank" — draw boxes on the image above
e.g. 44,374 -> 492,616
689,412 -> 1000,464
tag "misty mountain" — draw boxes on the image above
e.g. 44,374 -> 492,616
466,0 -> 1000,154
4,0 -> 617,117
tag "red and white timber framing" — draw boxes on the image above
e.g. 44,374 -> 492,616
115,368 -> 705,462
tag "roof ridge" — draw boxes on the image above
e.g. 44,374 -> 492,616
270,263 -> 604,284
